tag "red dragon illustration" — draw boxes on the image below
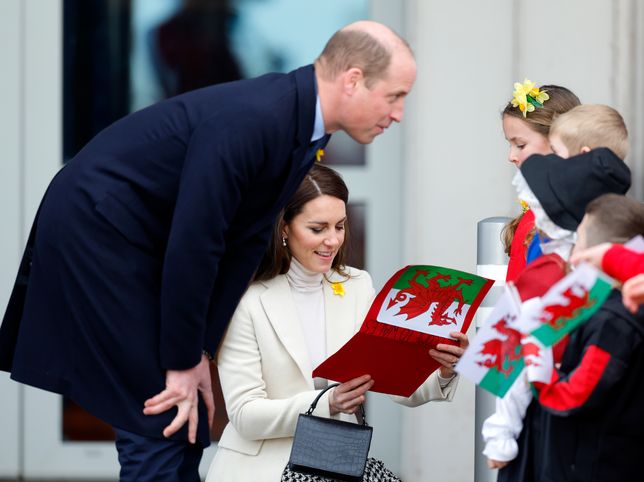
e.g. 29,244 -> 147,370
387,270 -> 473,326
476,316 -> 541,377
539,283 -> 593,329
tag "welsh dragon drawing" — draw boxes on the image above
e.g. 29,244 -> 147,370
387,270 -> 473,326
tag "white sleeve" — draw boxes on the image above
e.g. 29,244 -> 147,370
481,371 -> 533,462
390,370 -> 458,407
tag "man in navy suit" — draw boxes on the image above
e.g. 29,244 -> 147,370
0,20 -> 416,481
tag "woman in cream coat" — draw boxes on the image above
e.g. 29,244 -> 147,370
206,165 -> 468,481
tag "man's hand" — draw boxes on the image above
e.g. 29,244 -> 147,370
143,354 -> 215,444
429,331 -> 469,378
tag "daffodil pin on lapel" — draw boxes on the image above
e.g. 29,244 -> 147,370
331,282 -> 345,297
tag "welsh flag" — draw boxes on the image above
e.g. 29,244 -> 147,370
313,265 -> 493,396
454,289 -> 544,397
361,265 -> 493,342
513,263 -> 613,346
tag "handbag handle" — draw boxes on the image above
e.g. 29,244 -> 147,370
305,382 -> 369,426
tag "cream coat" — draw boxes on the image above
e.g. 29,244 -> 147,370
206,267 -> 459,481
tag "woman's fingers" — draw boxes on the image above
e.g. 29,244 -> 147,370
329,375 -> 374,414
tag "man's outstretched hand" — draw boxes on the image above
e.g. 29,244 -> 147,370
143,354 -> 215,444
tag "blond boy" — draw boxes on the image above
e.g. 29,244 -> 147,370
549,104 -> 628,160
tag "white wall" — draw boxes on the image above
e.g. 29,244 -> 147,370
0,0 -> 23,477
400,2 -> 514,480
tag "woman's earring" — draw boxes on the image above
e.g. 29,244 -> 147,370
282,236 -> 287,247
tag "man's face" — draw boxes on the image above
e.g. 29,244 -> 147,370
341,53 -> 416,144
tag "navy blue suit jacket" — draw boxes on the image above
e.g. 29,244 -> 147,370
0,65 -> 320,445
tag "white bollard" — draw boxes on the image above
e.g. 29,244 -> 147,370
474,217 -> 510,482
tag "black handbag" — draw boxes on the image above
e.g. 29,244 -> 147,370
283,383 -> 401,482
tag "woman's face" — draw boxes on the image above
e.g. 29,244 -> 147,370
283,195 -> 347,273
502,114 -> 552,167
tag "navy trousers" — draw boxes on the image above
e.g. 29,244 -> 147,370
114,428 -> 203,482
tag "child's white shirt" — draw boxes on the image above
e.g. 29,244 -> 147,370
480,295 -> 550,463
481,371 -> 533,462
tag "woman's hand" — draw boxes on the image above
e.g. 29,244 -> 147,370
429,331 -> 469,378
328,374 -> 374,416
143,354 -> 215,443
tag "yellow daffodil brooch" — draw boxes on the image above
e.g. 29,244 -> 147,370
511,79 -> 549,117
315,148 -> 325,162
331,281 -> 345,297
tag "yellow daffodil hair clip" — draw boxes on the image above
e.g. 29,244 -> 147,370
519,199 -> 530,213
511,78 -> 550,117
331,281 -> 345,297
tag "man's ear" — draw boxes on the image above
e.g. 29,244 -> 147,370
580,146 -> 591,153
342,67 -> 364,95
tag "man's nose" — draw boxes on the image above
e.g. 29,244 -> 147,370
390,99 -> 404,123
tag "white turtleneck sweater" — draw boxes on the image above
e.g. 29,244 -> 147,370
286,258 -> 328,389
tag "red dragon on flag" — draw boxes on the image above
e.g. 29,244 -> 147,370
476,315 -> 542,377
538,283 -> 594,329
387,270 -> 473,326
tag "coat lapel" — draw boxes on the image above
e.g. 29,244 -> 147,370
269,65 -> 319,213
259,276 -> 314,386
323,274 -> 357,358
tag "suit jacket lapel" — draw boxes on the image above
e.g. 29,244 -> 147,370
260,276 -> 314,386
267,65 -> 319,218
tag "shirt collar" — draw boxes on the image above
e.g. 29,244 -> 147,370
311,95 -> 325,142
311,71 -> 325,142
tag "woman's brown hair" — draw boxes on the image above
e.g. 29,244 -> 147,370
253,164 -> 350,281
501,84 -> 581,255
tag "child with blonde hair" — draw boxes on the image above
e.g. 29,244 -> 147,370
549,104 -> 628,160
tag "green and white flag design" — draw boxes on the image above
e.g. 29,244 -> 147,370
514,263 -> 613,347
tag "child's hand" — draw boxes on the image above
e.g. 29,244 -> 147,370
487,458 -> 509,469
570,242 -> 613,269
623,273 -> 644,313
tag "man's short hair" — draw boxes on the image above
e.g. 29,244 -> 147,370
551,104 -> 629,159
584,194 -> 644,247
316,28 -> 411,88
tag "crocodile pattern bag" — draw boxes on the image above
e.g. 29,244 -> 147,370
282,383 -> 401,482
